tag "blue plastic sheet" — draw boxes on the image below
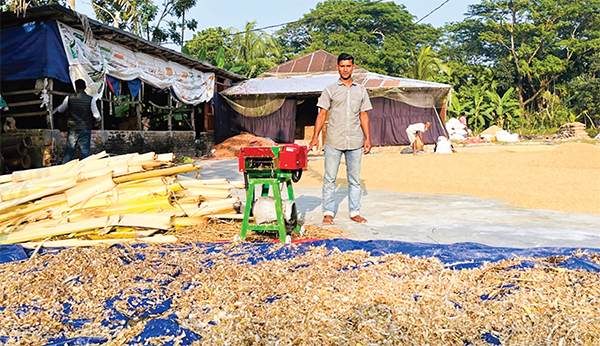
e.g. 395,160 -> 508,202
0,244 -> 28,264
127,318 -> 201,345
2,239 -> 599,270
1,239 -> 599,344
0,20 -> 71,84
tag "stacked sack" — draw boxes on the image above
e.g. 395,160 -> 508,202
446,118 -> 469,140
560,122 -> 590,139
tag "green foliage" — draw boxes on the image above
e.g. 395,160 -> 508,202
232,58 -> 278,78
212,47 -> 225,69
447,93 -> 469,119
179,156 -> 195,163
405,45 -> 443,81
2,0 -> 65,11
278,0 -> 440,76
458,0 -> 600,114
91,0 -> 197,44
566,53 -> 600,128
227,21 -> 280,63
484,87 -> 523,131
467,91 -> 491,132
187,27 -> 234,66
186,24 -> 278,76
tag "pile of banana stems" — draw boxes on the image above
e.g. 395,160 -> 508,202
0,151 -> 244,248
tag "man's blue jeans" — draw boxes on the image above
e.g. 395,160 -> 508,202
62,130 -> 91,164
322,144 -> 363,217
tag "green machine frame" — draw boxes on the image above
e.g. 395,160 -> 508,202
240,147 -> 301,243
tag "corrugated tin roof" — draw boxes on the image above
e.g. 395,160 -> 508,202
222,73 -> 339,96
224,50 -> 451,96
222,72 -> 451,96
266,50 -> 369,75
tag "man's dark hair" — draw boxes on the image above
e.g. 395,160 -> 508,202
337,53 -> 354,65
74,79 -> 86,91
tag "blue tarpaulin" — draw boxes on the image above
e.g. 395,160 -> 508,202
1,239 -> 598,345
3,239 -> 599,269
0,20 -> 71,84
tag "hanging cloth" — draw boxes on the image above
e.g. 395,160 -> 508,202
106,75 -> 120,97
127,79 -> 142,98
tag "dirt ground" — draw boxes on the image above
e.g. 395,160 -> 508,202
297,141 -> 600,215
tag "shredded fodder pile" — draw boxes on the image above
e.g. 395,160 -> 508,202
173,220 -> 347,243
210,133 -> 276,159
1,244 -> 599,345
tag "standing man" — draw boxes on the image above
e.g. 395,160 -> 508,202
405,122 -> 431,155
54,79 -> 101,163
309,53 -> 372,225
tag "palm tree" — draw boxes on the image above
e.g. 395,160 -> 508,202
227,21 -> 279,63
406,45 -> 441,81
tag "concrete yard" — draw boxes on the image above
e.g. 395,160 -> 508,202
195,142 -> 600,249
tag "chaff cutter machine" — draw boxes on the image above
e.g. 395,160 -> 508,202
238,143 -> 308,242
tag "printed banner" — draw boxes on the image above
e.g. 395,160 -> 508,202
57,21 -> 106,98
56,21 -> 214,104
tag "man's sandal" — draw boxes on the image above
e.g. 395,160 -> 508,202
350,215 -> 368,223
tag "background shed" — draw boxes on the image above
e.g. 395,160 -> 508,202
0,5 -> 244,171
218,50 -> 451,147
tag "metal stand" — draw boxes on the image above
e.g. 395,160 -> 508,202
240,171 -> 300,243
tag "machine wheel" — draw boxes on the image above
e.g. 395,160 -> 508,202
291,169 -> 302,183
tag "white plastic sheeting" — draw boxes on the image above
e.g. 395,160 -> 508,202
57,21 -> 214,104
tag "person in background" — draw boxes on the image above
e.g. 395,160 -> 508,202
460,113 -> 468,128
309,53 -> 372,225
459,113 -> 473,137
406,122 -> 431,156
54,79 -> 101,163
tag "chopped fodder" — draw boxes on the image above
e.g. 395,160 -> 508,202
173,220 -> 347,243
0,244 -> 599,345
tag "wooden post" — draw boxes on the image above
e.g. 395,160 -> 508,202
440,98 -> 448,124
168,94 -> 173,131
191,106 -> 195,132
204,102 -> 209,132
47,78 -> 54,130
100,87 -> 104,130
136,87 -> 142,131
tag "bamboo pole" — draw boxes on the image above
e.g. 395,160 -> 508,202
1,176 -> 78,202
0,174 -> 11,184
10,159 -> 80,183
0,183 -> 75,215
65,172 -> 116,207
113,164 -> 199,184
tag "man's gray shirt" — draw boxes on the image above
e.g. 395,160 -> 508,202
317,80 -> 372,151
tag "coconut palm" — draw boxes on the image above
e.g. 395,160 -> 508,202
406,45 -> 442,81
227,21 -> 279,63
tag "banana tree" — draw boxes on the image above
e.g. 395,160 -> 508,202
467,91 -> 492,132
485,87 -> 522,130
447,93 -> 471,119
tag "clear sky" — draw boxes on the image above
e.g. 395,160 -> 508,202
74,0 -> 477,44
